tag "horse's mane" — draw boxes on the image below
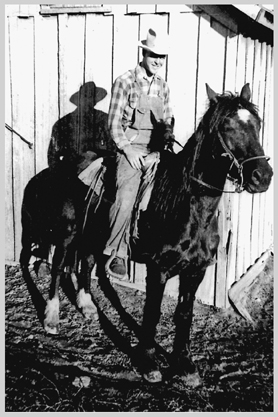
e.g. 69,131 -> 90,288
148,91 -> 260,226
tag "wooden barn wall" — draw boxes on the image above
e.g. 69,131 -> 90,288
5,4 -> 274,308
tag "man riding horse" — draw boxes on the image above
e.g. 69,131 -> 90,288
103,27 -> 174,280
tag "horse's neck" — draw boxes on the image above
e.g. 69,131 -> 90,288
187,132 -> 230,194
183,138 -> 225,226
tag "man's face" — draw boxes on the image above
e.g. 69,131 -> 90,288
142,50 -> 166,76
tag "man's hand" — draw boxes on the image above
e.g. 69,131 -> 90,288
123,145 -> 146,170
143,152 -> 160,179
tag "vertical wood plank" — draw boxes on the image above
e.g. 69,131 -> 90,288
132,263 -> 147,287
236,191 -> 253,280
5,16 -> 15,261
239,37 -> 255,270
263,46 -> 274,160
34,14 -> 59,173
244,36 -> 257,268
196,265 -> 216,306
258,43 -> 267,131
214,200 -> 228,308
9,16 -> 35,260
234,34 -> 246,93
234,35 -> 250,282
245,37 -> 255,85
213,28 -> 242,308
250,198 -> 261,260
168,10 -> 199,147
196,13 -> 226,306
250,40 -> 264,261
234,35 -> 247,280
225,207 -> 238,299
85,13 -> 113,114
113,7 -> 139,81
224,31 -> 238,92
257,42 -> 268,255
196,13 -> 226,127
252,40 -> 262,115
261,45 -> 274,250
222,32 -> 239,303
58,13 -> 86,119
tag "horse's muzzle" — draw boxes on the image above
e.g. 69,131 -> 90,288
245,164 -> 273,193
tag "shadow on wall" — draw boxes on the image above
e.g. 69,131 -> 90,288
47,81 -> 116,175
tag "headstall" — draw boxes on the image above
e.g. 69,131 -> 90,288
191,131 -> 270,193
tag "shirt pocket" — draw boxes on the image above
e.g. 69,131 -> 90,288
128,93 -> 139,109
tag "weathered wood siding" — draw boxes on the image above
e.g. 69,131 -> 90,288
5,4 -> 273,308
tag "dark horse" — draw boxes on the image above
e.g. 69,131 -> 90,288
20,83 -> 273,385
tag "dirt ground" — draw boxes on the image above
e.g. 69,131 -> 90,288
5,254 -> 273,412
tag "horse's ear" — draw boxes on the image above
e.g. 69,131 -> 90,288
240,83 -> 251,102
206,83 -> 218,103
170,115 -> 175,128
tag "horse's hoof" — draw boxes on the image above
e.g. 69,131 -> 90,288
180,371 -> 203,388
44,299 -> 59,334
143,370 -> 163,384
37,261 -> 51,278
44,322 -> 59,335
82,307 -> 98,321
107,274 -> 129,283
77,289 -> 98,320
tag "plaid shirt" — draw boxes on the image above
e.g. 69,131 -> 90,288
108,63 -> 172,150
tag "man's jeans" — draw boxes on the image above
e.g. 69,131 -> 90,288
103,143 -> 149,260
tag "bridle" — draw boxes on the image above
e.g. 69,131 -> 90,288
191,131 -> 270,193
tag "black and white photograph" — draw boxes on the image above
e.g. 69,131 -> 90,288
5,3 -> 274,412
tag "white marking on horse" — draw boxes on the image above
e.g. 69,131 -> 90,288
238,109 -> 250,123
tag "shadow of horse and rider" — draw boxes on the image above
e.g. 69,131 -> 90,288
23,81 -> 162,364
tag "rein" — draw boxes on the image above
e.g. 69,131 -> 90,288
191,132 -> 270,193
82,164 -> 105,233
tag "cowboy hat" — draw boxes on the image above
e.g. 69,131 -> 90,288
70,81 -> 107,106
138,28 -> 170,55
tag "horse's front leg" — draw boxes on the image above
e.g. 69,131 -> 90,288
170,268 -> 206,387
76,251 -> 98,320
76,229 -> 98,320
135,263 -> 166,383
43,245 -> 67,334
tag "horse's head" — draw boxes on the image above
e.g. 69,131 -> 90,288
206,83 -> 273,193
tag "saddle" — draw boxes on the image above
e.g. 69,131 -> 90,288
78,151 -> 161,239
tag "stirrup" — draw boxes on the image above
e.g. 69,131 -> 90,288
105,251 -> 129,281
